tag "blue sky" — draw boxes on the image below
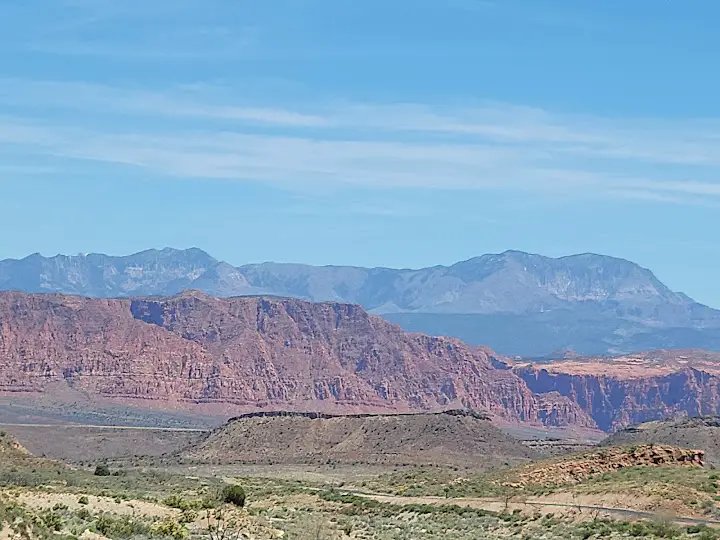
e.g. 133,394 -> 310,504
2,1 -> 720,305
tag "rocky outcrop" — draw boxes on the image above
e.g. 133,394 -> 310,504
0,290 -> 587,425
515,351 -> 720,431
603,416 -> 720,466
507,445 -> 704,487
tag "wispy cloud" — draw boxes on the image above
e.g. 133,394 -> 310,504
1,78 -> 719,204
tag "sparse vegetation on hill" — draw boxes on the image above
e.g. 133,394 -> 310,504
505,445 -> 704,488
4,427 -> 720,539
180,410 -> 537,467
605,416 -> 720,466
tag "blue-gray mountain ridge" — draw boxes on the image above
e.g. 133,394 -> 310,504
2,247 -> 719,357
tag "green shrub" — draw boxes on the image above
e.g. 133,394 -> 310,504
95,513 -> 150,538
38,509 -> 64,531
94,464 -> 111,477
687,524 -> 720,540
163,495 -> 188,510
78,496 -> 89,505
179,510 -> 198,524
151,518 -> 188,540
221,485 -> 246,508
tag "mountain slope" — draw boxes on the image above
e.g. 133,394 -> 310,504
240,252 -> 683,316
0,248 -> 224,297
2,248 -> 719,356
0,290 -> 591,427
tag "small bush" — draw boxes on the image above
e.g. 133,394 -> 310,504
95,513 -> 150,538
38,510 -> 64,531
163,495 -> 188,510
151,518 -> 188,540
78,496 -> 89,505
221,485 -> 246,508
94,464 -> 111,477
179,509 -> 198,523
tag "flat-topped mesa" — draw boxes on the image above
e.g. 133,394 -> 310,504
226,408 -> 492,423
0,290 -> 587,426
8,289 -> 720,431
181,408 -> 537,466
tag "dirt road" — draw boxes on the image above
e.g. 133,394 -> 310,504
342,490 -> 720,527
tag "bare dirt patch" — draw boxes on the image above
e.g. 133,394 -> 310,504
13,491 -> 176,519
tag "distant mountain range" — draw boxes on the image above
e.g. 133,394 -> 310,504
2,247 -> 720,356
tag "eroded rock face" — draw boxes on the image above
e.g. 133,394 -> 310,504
515,351 -> 720,431
0,290 -> 588,425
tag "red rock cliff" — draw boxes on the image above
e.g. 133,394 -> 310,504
515,351 -> 720,431
0,290 -> 589,425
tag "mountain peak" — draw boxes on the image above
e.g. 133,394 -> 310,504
0,247 -> 717,356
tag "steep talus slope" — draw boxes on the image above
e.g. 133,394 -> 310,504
604,416 -> 720,466
515,350 -> 720,431
180,410 -> 537,465
0,290 -> 589,426
2,248 -> 720,356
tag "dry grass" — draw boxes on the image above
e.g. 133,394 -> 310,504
3,427 -> 720,539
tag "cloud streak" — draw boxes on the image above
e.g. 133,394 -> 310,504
1,78 -> 720,204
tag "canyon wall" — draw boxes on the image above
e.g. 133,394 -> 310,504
515,351 -> 720,431
0,290 -> 589,425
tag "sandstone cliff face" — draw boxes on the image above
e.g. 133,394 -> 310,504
515,351 -> 720,431
5,290 -> 720,431
0,290 -> 588,425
